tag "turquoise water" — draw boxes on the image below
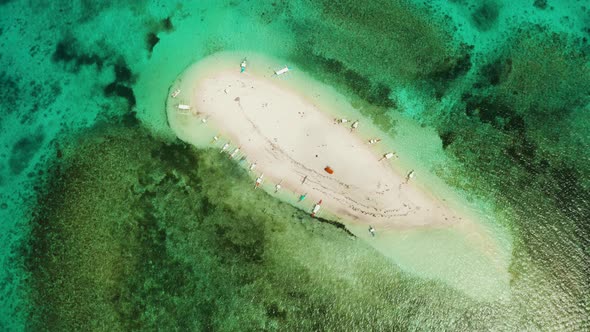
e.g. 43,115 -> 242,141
1,0 -> 589,330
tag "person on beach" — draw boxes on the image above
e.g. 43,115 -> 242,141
369,226 -> 376,237
240,59 -> 247,73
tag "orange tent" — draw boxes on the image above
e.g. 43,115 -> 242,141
324,166 -> 334,174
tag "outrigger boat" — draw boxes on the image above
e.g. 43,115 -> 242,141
368,138 -> 381,144
255,173 -> 264,189
379,152 -> 396,161
229,146 -> 241,159
274,180 -> 283,193
351,120 -> 359,131
405,170 -> 415,183
274,65 -> 290,76
176,104 -> 191,114
311,199 -> 323,217
171,89 -> 181,98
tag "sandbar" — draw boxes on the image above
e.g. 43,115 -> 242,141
165,52 -> 511,300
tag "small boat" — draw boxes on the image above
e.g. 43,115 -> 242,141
274,180 -> 283,193
351,120 -> 359,130
380,152 -> 396,161
229,147 -> 240,159
324,166 -> 334,174
171,89 -> 181,98
176,104 -> 191,114
240,59 -> 247,73
406,170 -> 415,183
368,138 -> 381,144
255,174 -> 264,189
311,199 -> 323,217
336,118 -> 349,124
299,193 -> 307,202
274,65 -> 290,76
249,162 -> 257,171
220,142 -> 230,153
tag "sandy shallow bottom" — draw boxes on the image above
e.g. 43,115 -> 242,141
166,52 -> 512,300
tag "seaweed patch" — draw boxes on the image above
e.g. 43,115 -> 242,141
9,132 -> 44,175
52,36 -> 105,72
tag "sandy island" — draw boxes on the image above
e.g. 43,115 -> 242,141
165,52 -> 511,300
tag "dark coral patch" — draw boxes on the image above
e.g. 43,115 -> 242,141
104,83 -> 136,109
463,96 -> 513,127
429,45 -> 473,82
429,44 -> 473,97
10,132 -> 44,175
533,0 -> 547,10
480,57 -> 512,86
104,60 -> 137,117
0,71 -> 19,115
52,36 -> 104,72
312,55 -> 395,108
145,17 -> 175,55
439,131 -> 456,149
160,17 -> 174,32
471,1 -> 500,31
146,32 -> 160,54
114,61 -> 133,83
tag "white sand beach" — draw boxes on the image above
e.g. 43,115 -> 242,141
166,52 -> 512,300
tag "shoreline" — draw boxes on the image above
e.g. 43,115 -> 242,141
165,51 -> 511,299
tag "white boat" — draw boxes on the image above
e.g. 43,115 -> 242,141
274,180 -> 283,193
274,65 -> 290,76
171,89 -> 181,98
249,162 -> 257,171
406,170 -> 415,182
255,174 -> 264,189
177,104 -> 191,110
229,147 -> 240,159
380,152 -> 396,161
311,199 -> 323,217
368,138 -> 381,144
